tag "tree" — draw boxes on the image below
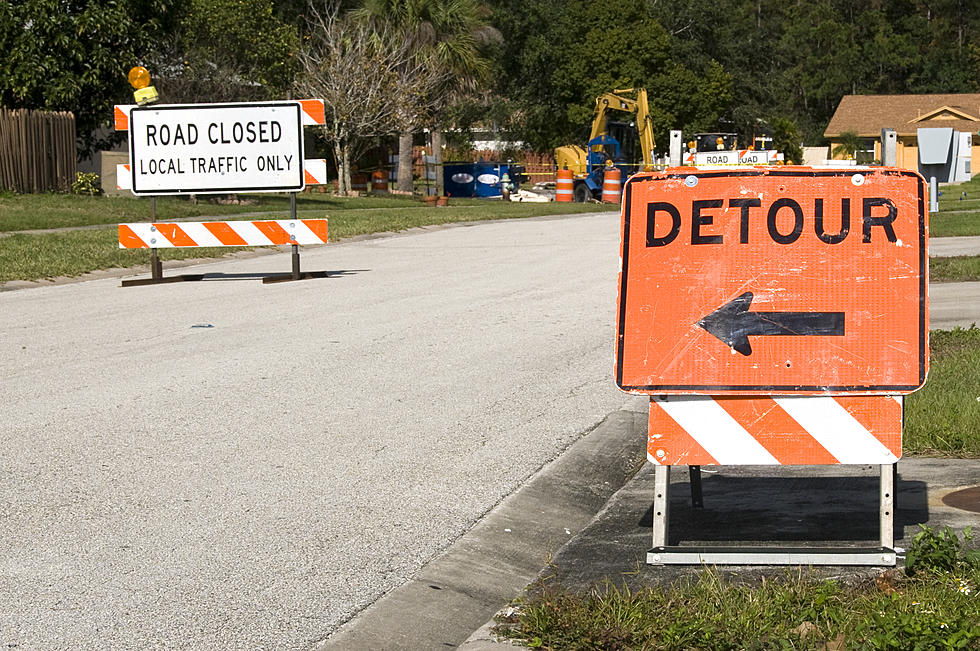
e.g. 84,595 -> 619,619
832,130 -> 862,159
353,0 -> 500,194
490,0 -> 732,153
0,0 -> 181,157
295,5 -> 445,193
150,0 -> 299,103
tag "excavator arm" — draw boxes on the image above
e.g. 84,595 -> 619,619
589,88 -> 655,171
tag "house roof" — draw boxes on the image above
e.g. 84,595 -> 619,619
824,94 -> 980,138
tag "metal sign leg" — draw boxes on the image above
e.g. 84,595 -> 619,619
262,192 -> 329,284
648,464 -> 898,566
652,465 -> 670,550
880,463 -> 894,550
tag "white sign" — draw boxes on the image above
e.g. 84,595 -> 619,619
689,150 -> 773,166
738,150 -> 770,164
128,102 -> 305,195
693,151 -> 740,166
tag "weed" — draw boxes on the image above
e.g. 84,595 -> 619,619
495,544 -> 980,650
906,526 -> 978,576
70,172 -> 102,196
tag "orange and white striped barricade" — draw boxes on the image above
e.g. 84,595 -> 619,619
601,166 -> 621,203
556,168 -> 574,202
616,166 -> 929,566
117,219 -> 329,286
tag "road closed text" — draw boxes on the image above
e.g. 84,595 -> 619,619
646,197 -> 899,247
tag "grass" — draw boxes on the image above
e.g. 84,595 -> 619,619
931,211 -> 980,237
931,256 -> 980,282
0,199 -> 617,283
931,176 -> 980,237
0,191 -> 491,232
495,529 -> 980,650
904,326 -> 980,457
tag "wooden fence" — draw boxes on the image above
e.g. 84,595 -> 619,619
0,109 -> 77,193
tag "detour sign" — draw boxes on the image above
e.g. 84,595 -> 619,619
616,167 -> 928,395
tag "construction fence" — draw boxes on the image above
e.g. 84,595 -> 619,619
0,108 -> 77,193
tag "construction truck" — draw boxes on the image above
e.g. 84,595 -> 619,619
554,88 -> 655,202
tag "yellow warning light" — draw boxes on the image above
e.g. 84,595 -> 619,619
128,66 -> 151,90
128,66 -> 159,105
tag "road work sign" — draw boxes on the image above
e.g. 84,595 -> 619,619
128,102 -> 305,195
616,167 -> 929,395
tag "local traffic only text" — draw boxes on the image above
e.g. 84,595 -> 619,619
138,155 -> 294,175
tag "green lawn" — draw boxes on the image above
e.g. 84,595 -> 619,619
0,199 -> 618,283
930,255 -> 980,282
0,191 -> 492,232
905,326 -> 980,457
496,555 -> 980,650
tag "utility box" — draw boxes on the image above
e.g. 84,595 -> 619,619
917,127 -> 972,183
954,131 -> 972,181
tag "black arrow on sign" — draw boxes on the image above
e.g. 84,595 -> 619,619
696,292 -> 845,356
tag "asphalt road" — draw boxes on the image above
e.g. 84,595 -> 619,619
0,213 -> 634,649
1,213 -> 976,650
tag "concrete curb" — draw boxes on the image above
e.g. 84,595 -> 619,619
315,408 -> 647,649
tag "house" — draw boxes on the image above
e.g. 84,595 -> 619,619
824,94 -> 980,173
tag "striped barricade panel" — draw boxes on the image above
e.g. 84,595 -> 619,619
118,220 -> 328,249
117,164 -> 131,190
648,395 -> 902,466
114,99 -> 326,131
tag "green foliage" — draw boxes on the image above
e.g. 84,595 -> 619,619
0,0 -> 180,156
497,563 -> 980,650
905,326 -> 980,457
832,130 -> 863,160
492,0 -> 732,152
906,526 -> 978,577
486,0 -> 980,150
70,172 -> 102,197
153,0 -> 298,103
930,256 -> 980,283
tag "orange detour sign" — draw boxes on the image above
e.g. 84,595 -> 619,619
616,167 -> 928,395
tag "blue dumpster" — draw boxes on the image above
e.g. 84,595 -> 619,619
443,162 -> 526,198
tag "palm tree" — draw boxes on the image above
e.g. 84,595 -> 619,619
832,130 -> 862,160
353,0 -> 500,194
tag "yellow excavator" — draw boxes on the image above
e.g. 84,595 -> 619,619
554,88 -> 656,201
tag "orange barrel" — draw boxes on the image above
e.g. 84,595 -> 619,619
351,173 -> 368,192
601,167 -> 622,204
556,168 -> 573,202
371,170 -> 387,193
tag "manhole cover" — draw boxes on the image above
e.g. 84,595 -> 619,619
941,487 -> 980,514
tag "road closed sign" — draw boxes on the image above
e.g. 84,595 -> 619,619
128,102 -> 305,195
616,167 -> 928,395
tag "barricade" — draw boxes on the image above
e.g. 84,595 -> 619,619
117,218 -> 329,286
601,167 -> 622,203
556,168 -> 574,202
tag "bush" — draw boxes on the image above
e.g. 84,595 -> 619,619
70,172 -> 102,196
906,525 -> 979,577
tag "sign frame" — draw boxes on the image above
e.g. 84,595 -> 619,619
128,101 -> 306,196
615,167 -> 928,395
